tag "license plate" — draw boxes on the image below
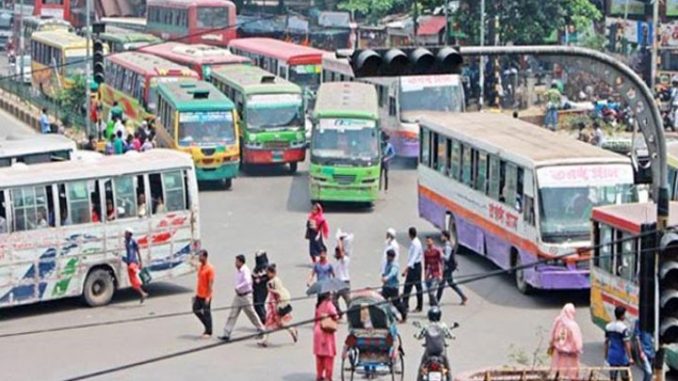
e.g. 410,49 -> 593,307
428,372 -> 442,381
272,151 -> 283,162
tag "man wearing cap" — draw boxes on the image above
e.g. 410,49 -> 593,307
219,254 -> 266,342
381,228 -> 399,273
124,228 -> 148,303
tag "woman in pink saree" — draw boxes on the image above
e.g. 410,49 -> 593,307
548,303 -> 583,379
314,292 -> 338,381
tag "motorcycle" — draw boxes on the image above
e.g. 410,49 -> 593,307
413,320 -> 460,381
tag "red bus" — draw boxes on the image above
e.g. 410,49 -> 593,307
139,41 -> 250,80
33,0 -> 71,20
228,37 -> 326,92
145,0 -> 237,47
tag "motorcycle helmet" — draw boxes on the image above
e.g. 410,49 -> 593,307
427,306 -> 442,322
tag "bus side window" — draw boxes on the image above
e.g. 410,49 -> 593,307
163,170 -> 187,212
597,224 -> 613,272
475,151 -> 487,194
522,170 -> 536,226
503,163 -> 518,209
114,176 -> 138,219
388,96 -> 396,116
450,140 -> 461,181
617,231 -> 638,282
488,155 -> 500,200
437,136 -> 446,174
444,138 -> 452,176
498,161 -> 507,202
419,128 -> 430,167
0,190 -> 7,234
149,173 -> 165,214
670,167 -> 678,200
137,175 -> 149,218
461,144 -> 472,187
90,181 -> 102,223
431,132 -> 439,170
10,186 -> 49,232
65,181 -> 91,225
516,167 -> 524,212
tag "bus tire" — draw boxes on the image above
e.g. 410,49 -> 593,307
512,251 -> 532,295
223,179 -> 232,190
83,268 -> 115,307
446,213 -> 460,255
289,162 -> 298,173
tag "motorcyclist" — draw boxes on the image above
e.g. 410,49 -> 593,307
415,307 -> 455,381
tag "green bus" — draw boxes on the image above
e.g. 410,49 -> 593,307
310,82 -> 381,203
97,27 -> 162,53
210,64 -> 306,173
155,79 -> 240,188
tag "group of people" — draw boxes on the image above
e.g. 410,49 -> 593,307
86,101 -> 156,155
576,121 -> 606,147
548,304 -> 654,381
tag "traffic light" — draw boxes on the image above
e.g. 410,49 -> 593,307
659,231 -> 678,343
344,46 -> 463,78
93,39 -> 105,85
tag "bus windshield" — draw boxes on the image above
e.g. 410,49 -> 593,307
289,65 -> 321,89
64,54 -> 86,77
537,164 -> 637,243
246,94 -> 304,129
311,119 -> 379,165
178,111 -> 235,146
197,7 -> 229,28
399,76 -> 463,121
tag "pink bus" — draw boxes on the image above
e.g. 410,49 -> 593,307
146,0 -> 237,47
140,42 -> 250,80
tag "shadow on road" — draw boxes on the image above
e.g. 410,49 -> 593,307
286,172 -> 311,213
0,282 -> 192,321
241,163 -> 300,177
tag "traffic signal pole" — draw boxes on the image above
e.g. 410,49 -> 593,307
85,0 -> 92,138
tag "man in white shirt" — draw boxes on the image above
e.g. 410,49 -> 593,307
402,226 -> 424,313
219,254 -> 266,342
333,245 -> 351,316
336,228 -> 354,257
381,228 -> 399,273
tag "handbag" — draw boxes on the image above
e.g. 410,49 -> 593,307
320,316 -> 337,333
277,304 -> 293,317
139,268 -> 152,285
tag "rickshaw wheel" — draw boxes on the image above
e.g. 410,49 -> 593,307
341,348 -> 357,381
390,347 -> 405,381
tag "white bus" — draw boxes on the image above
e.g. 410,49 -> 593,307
418,112 -> 638,293
321,53 -> 465,159
0,134 -> 76,167
0,149 -> 200,308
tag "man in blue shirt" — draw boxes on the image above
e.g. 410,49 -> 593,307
39,108 -> 50,134
124,228 -> 148,303
380,133 -> 396,192
605,306 -> 633,381
634,320 -> 654,381
382,249 -> 406,322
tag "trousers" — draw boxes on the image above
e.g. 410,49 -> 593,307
437,266 -> 467,303
402,262 -> 423,311
315,355 -> 334,381
192,297 -> 212,335
222,292 -> 265,338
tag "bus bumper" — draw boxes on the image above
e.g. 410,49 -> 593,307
310,181 -> 379,202
243,148 -> 306,164
528,267 -> 590,290
196,162 -> 239,181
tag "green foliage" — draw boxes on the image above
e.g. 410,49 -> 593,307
454,0 -> 602,45
54,75 -> 86,128
507,326 -> 549,368
338,0 -> 407,24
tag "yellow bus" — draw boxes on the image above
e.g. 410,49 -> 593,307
30,31 -> 106,98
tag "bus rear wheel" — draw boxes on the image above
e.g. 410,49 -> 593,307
83,268 -> 115,307
289,162 -> 298,173
513,254 -> 532,294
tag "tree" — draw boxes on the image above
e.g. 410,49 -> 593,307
338,0 -> 407,24
55,75 -> 86,127
454,0 -> 602,46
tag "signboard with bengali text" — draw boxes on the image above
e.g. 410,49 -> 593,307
537,164 -> 634,188
400,75 -> 459,91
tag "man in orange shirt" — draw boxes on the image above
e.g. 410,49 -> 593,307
193,249 -> 215,338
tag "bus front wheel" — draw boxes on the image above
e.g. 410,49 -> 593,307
289,162 -> 298,173
83,268 -> 115,307
513,253 -> 532,295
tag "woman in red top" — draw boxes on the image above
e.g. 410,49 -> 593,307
305,203 -> 329,263
313,292 -> 338,381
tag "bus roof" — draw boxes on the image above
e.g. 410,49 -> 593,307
420,112 -> 630,167
211,64 -> 301,95
229,38 -> 327,65
314,82 -> 378,120
592,202 -> 678,234
106,52 -> 199,78
146,0 -> 236,7
31,31 -> 86,48
0,149 -> 193,189
0,134 -> 76,158
157,79 -> 235,111
139,42 -> 250,66
99,28 -> 161,44
23,16 -> 72,29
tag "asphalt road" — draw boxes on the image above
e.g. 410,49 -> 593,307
0,54 -> 637,380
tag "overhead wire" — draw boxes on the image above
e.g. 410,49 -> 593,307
0,224 -> 665,340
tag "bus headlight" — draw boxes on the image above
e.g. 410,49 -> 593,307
311,176 -> 328,183
291,140 -> 306,149
245,141 -> 263,149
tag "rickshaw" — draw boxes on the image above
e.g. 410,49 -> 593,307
341,291 -> 404,381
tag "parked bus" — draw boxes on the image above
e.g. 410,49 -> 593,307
100,52 -> 199,126
590,202 -> 678,372
0,134 -> 76,167
418,112 -> 638,293
210,64 -> 305,173
33,0 -> 71,20
31,31 -> 101,98
322,53 -> 465,158
0,149 -> 200,308
146,0 -> 237,47
139,42 -> 250,80
97,26 -> 162,53
229,38 -> 326,105
11,15 -> 72,60
155,79 -> 240,188
310,82 -> 380,203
